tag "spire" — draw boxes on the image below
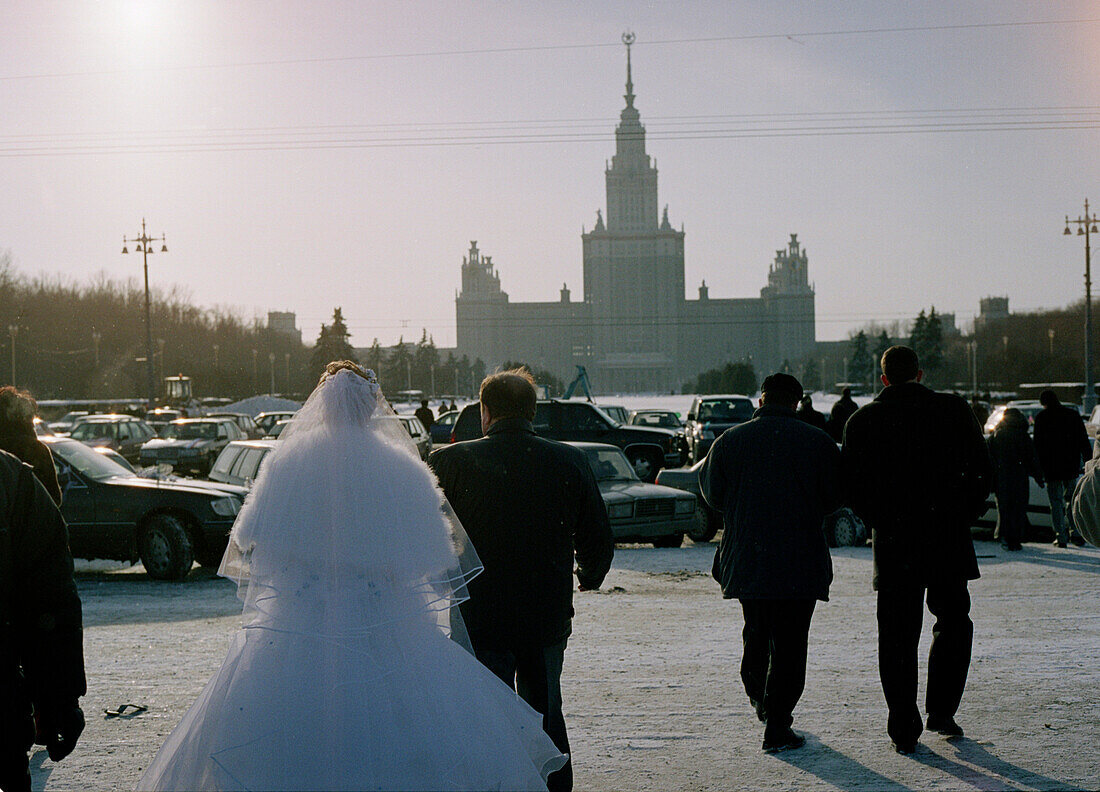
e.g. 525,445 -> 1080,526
622,31 -> 636,108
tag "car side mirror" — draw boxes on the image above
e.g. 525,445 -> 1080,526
686,412 -> 695,421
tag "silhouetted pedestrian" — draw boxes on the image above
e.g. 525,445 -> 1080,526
827,387 -> 858,442
842,346 -> 991,753
987,408 -> 1043,550
699,373 -> 839,754
0,387 -> 61,505
795,395 -> 827,432
414,399 -> 435,433
1033,389 -> 1091,547
0,450 -> 86,792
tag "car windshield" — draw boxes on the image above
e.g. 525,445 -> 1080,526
70,422 -> 113,440
584,447 -> 638,481
631,411 -> 681,428
163,423 -> 217,440
697,399 -> 754,422
51,439 -> 134,481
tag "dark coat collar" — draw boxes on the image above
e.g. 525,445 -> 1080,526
874,381 -> 932,403
485,416 -> 535,436
752,404 -> 798,420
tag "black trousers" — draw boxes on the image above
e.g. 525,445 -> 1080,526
473,638 -> 571,792
0,742 -> 31,792
877,582 -> 973,744
738,599 -> 817,736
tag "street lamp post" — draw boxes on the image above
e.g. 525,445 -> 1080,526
269,352 -> 276,394
7,325 -> 17,385
122,219 -> 167,406
284,353 -> 291,392
1065,199 -> 1100,412
251,349 -> 258,395
968,340 -> 978,396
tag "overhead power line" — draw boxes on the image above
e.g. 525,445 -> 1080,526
2,17 -> 1098,82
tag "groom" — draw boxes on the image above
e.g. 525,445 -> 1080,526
429,369 -> 614,792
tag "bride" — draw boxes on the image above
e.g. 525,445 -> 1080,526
138,361 -> 566,791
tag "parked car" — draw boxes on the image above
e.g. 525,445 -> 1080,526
145,408 -> 185,433
267,419 -> 294,438
47,410 -> 89,434
256,410 -> 297,435
974,477 -> 1052,540
598,404 -> 630,424
93,445 -> 137,473
684,395 -> 755,462
983,401 -> 1043,435
209,439 -> 278,488
207,411 -> 263,439
69,414 -> 158,463
44,435 -> 246,580
33,417 -> 54,436
451,399 -> 684,481
139,418 -> 245,475
628,409 -> 683,429
572,442 -> 697,547
429,409 -> 460,444
397,414 -> 432,460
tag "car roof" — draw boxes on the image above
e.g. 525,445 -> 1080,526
223,439 -> 279,449
694,394 -> 752,400
172,417 -> 231,424
79,414 -> 139,421
566,441 -> 625,452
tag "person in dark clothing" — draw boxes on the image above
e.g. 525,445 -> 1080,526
414,399 -> 435,433
842,346 -> 991,754
428,369 -> 614,792
969,398 -> 990,428
699,372 -> 839,754
827,387 -> 859,442
0,450 -> 86,792
795,395 -> 828,432
987,408 -> 1044,550
1032,389 -> 1091,547
0,387 -> 62,506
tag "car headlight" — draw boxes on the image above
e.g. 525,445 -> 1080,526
675,498 -> 695,515
211,496 -> 241,517
607,502 -> 634,519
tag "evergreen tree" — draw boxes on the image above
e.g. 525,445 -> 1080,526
384,336 -> 413,391
923,307 -> 945,375
310,307 -> 358,382
364,337 -> 384,375
412,329 -> 440,394
801,358 -> 821,392
910,310 -> 928,357
848,330 -> 872,385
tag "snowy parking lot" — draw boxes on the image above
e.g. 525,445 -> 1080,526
33,539 -> 1100,791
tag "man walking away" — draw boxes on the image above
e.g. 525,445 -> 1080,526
414,399 -> 435,434
796,394 -> 828,432
429,369 -> 614,792
1033,389 -> 1091,547
827,387 -> 859,442
842,346 -> 990,754
699,373 -> 839,753
1,450 -> 86,792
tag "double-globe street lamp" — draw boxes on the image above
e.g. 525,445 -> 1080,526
122,219 -> 167,406
1064,199 -> 1100,412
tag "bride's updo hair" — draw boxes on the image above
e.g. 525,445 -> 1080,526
318,359 -> 371,386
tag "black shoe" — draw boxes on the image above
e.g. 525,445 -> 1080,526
749,698 -> 767,724
893,740 -> 918,755
1070,534 -> 1087,547
926,715 -> 964,737
762,728 -> 806,754
1053,540 -> 1068,548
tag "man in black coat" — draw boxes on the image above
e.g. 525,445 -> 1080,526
699,373 -> 839,754
827,386 -> 859,442
414,399 -> 435,434
1,450 -> 86,792
429,369 -> 614,792
842,346 -> 991,754
1032,389 -> 1091,547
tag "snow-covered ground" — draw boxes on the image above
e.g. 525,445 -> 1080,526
36,540 -> 1100,791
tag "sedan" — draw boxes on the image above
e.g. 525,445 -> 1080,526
45,436 -> 246,580
139,418 -> 245,475
572,442 -> 697,548
398,414 -> 432,460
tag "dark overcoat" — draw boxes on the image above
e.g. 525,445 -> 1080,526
987,414 -> 1042,544
0,450 -> 85,756
841,382 -> 991,590
698,404 -> 839,602
428,418 -> 614,647
1033,404 -> 1091,481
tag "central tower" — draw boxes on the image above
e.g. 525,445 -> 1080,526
581,33 -> 685,392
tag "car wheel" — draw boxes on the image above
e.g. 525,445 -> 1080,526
829,508 -> 865,548
627,449 -> 661,482
686,504 -> 719,543
652,533 -> 684,548
138,514 -> 194,581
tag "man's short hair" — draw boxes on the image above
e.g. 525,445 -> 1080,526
761,373 -> 803,407
480,368 -> 537,421
841,387 -> 852,399
881,345 -> 919,384
1039,388 -> 1060,407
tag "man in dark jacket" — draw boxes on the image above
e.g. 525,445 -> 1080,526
1,450 -> 86,792
699,373 -> 839,754
796,394 -> 828,431
842,346 -> 990,754
1032,389 -> 1091,547
414,399 -> 435,434
429,369 -> 614,792
827,387 -> 859,442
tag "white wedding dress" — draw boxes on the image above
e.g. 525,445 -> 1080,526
138,368 -> 566,791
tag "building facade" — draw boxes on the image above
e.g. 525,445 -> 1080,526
455,42 -> 816,393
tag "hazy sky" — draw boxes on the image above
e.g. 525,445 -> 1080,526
3,1 -> 1100,348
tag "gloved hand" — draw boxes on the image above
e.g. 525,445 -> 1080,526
38,703 -> 84,762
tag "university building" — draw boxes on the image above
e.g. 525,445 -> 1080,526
454,41 -> 816,393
